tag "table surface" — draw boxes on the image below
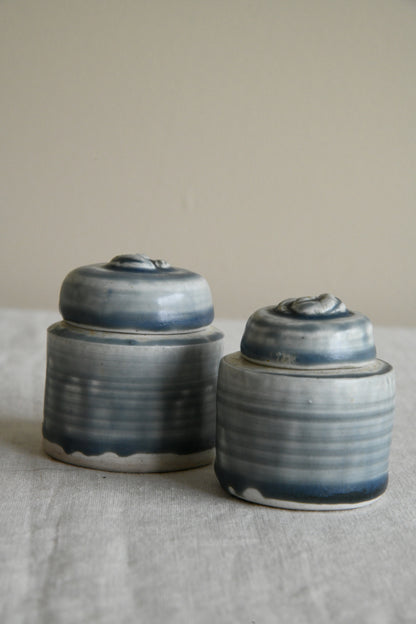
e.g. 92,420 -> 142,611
1,309 -> 415,624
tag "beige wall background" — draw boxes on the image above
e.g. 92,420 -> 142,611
1,0 -> 415,325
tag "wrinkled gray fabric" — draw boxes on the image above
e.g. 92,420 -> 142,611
0,309 -> 415,624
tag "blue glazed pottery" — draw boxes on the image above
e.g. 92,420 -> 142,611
43,253 -> 224,472
215,294 -> 395,510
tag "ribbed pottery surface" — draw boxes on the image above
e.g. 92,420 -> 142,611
240,294 -> 376,368
43,322 -> 223,461
215,353 -> 395,506
59,254 -> 214,332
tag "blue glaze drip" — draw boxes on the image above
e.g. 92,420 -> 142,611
214,463 -> 388,505
43,366 -> 218,455
43,417 -> 215,456
43,321 -> 223,460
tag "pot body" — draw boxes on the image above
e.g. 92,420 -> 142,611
43,322 -> 223,472
215,352 -> 395,510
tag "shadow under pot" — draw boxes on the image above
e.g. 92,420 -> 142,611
43,253 -> 223,472
215,294 -> 395,510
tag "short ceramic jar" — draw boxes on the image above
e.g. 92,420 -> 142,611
43,253 -> 224,472
215,294 -> 395,510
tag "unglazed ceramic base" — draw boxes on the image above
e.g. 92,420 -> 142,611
43,439 -> 214,473
227,486 -> 383,511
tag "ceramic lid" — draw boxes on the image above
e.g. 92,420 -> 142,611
59,253 -> 214,332
240,293 -> 376,369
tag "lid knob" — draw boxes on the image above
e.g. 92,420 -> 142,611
276,293 -> 347,317
106,253 -> 171,271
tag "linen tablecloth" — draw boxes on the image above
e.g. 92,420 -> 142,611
1,309 -> 415,623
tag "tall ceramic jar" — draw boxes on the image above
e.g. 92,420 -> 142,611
43,253 -> 224,472
215,294 -> 395,510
